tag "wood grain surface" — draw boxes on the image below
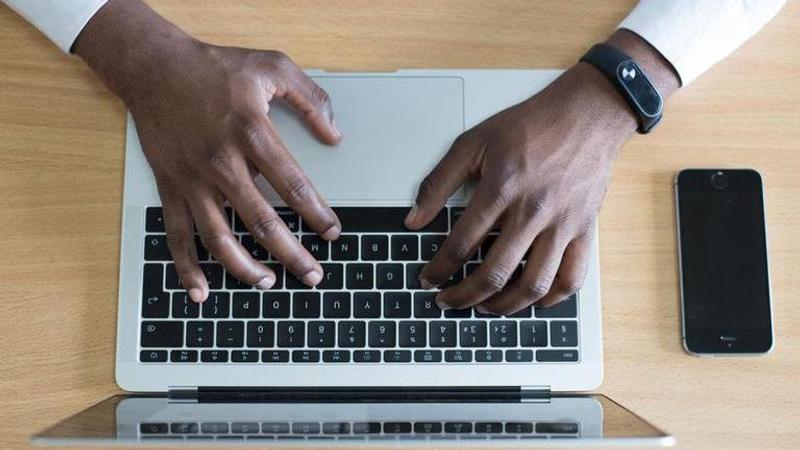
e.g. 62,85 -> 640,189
1,1 -> 798,449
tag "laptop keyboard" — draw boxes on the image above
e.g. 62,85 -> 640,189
139,206 -> 580,364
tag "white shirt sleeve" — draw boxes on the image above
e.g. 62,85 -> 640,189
619,0 -> 786,86
2,0 -> 108,53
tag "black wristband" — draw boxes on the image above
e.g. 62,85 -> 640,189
579,44 -> 663,134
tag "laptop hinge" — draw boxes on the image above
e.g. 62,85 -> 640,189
168,386 -> 551,404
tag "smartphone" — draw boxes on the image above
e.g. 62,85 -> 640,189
675,169 -> 773,356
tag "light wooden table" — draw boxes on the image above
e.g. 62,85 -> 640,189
1,1 -> 798,449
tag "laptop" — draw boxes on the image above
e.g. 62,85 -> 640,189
32,69 -> 674,447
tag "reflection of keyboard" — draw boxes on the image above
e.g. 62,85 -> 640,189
139,206 -> 580,364
138,420 -> 580,441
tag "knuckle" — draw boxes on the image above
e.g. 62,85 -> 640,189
524,280 -> 552,301
265,50 -> 292,70
249,214 -> 283,242
556,274 -> 584,296
479,266 -> 512,294
201,230 -> 233,253
281,176 -> 314,203
309,84 -> 332,110
522,195 -> 551,218
417,174 -> 437,202
488,180 -> 517,206
165,232 -> 191,252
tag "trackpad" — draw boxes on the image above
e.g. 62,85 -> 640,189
263,76 -> 465,204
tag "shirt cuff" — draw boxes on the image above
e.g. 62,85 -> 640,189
619,0 -> 786,86
2,0 -> 109,53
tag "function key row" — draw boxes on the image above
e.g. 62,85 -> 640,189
140,349 -> 579,364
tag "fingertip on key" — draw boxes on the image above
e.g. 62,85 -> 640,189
321,224 -> 341,241
255,274 -> 275,290
188,287 -> 207,304
301,269 -> 323,287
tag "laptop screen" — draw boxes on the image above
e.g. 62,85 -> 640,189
33,394 -> 673,447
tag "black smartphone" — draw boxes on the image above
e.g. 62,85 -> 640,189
675,169 -> 773,355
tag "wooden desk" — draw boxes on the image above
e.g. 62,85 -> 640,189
1,1 -> 798,449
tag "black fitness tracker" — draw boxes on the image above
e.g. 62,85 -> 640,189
580,43 -> 663,134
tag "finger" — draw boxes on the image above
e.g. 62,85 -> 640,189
477,228 -> 570,315
160,194 -> 208,303
537,230 -> 593,308
270,54 -> 341,144
405,132 -> 483,230
236,117 -> 341,241
436,209 -> 540,310
218,167 -> 324,287
189,192 -> 276,289
418,177 -> 512,288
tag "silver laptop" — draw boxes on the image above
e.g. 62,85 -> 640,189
33,70 -> 673,447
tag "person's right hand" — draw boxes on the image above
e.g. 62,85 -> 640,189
74,0 -> 341,303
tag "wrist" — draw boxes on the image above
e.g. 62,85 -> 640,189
74,0 -> 199,104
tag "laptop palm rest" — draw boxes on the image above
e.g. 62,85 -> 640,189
262,76 -> 465,204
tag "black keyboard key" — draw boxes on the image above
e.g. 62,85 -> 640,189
145,208 -> 165,232
444,349 -> 473,362
353,292 -> 380,318
277,321 -> 305,347
140,422 -> 168,434
338,321 -> 366,347
420,234 -> 446,261
550,320 -> 578,347
293,350 -> 320,363
520,320 -> 548,347
199,263 -> 224,289
405,263 -> 424,289
505,422 -> 534,433
194,235 -> 210,261
361,235 -> 388,261
384,292 -> 411,318
368,321 -> 396,347
293,292 -> 320,318
479,234 -> 498,259
202,292 -> 229,318
535,294 -> 578,318
141,321 -> 183,347
165,263 -> 182,289
444,308 -> 472,318
384,350 -> 412,363
459,321 -> 487,347
391,235 -> 418,261
429,321 -> 457,347
352,422 -> 382,434
465,262 -> 480,276
232,292 -> 260,318
322,350 -> 351,363
140,350 -> 168,362
475,422 -> 503,433
536,349 -> 579,362
241,235 -> 269,261
225,272 -> 251,290
322,207 -> 446,233
262,422 -> 290,434
267,263 -> 284,289
444,422 -> 473,433
507,305 -> 532,318
322,422 -> 351,434
318,263 -> 344,289
413,292 -> 441,318
346,264 -> 374,289
376,263 -> 404,289
232,350 -> 259,362
186,320 -> 213,347
142,291 -> 169,318
301,235 -> 329,260
285,270 -> 312,289
331,235 -> 358,260
353,350 -> 381,363
475,350 -> 502,362
292,422 -> 321,434
201,350 -> 229,363
505,349 -> 534,362
384,422 -> 412,433
170,350 -> 198,362
399,321 -> 426,347
201,422 -> 230,434
231,422 -> 259,434
414,350 -> 442,363
441,267 -> 464,288
276,208 -> 300,233
322,292 -> 350,318
172,292 -> 199,318
246,321 -> 274,347
144,234 -> 171,261
142,263 -> 164,296
263,292 -> 290,318
490,320 -> 518,347
535,422 -> 579,434
170,423 -> 199,433
414,422 -> 442,434
262,350 -> 290,362
308,321 -> 336,348
216,321 -> 244,347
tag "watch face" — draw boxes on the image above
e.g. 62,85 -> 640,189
616,60 -> 663,118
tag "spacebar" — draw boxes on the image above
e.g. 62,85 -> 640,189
304,207 -> 448,233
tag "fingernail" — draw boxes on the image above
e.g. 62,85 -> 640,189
255,274 -> 275,290
435,297 -> 451,311
322,224 -> 340,241
188,287 -> 206,303
332,119 -> 342,139
419,277 -> 435,290
301,269 -> 323,287
474,304 -> 490,314
405,205 -> 419,225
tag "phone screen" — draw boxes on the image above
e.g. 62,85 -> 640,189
676,169 -> 772,354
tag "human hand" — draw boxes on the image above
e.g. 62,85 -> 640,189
406,31 -> 679,314
75,0 -> 341,302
